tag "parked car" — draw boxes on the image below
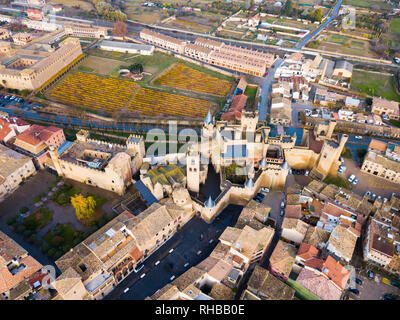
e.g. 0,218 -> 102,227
371,194 -> 377,200
280,201 -> 285,209
338,168 -> 343,174
280,209 -> 285,217
348,288 -> 359,295
355,136 -> 362,139
367,270 -> 374,279
352,178 -> 359,185
392,192 -> 397,199
134,263 -> 144,273
305,170 -> 309,176
366,191 -> 371,196
261,187 -> 269,193
348,174 -> 355,183
354,278 -> 363,285
383,294 -> 398,300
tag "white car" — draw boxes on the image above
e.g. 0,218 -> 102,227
348,174 -> 355,183
355,136 -> 362,139
280,201 -> 285,208
261,187 -> 269,193
305,170 -> 309,176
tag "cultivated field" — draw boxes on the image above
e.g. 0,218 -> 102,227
155,63 -> 232,96
46,72 -> 214,118
390,18 -> 400,33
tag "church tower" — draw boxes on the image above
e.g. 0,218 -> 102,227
186,148 -> 200,193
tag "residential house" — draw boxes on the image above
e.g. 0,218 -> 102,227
281,218 -> 309,245
241,265 -> 295,300
269,240 -> 297,281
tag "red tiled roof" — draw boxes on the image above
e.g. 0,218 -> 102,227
129,246 -> 143,262
298,243 -> 319,261
304,257 -> 324,270
0,119 -> 12,141
321,256 -> 350,290
285,204 -> 302,219
15,124 -> 62,147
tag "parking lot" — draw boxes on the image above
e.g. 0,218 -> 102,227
0,94 -> 43,111
339,158 -> 400,199
347,272 -> 400,300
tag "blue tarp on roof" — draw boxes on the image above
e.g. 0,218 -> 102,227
222,145 -> 248,159
134,180 -> 158,206
57,141 -> 73,155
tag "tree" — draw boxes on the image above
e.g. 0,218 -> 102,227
129,63 -> 143,74
71,194 -> 96,222
282,0 -> 293,17
112,21 -> 128,38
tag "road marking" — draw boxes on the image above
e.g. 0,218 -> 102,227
169,248 -> 174,254
170,275 -> 175,281
140,273 -> 146,279
155,261 -> 160,266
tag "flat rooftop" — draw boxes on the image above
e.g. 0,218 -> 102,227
60,139 -> 126,170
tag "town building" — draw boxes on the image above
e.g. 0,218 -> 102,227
64,23 -> 108,39
296,255 -> 350,300
13,124 -> 65,169
27,8 -> 44,20
0,144 -> 36,201
269,240 -> 297,281
140,29 -> 186,54
0,231 -> 43,300
100,40 -> 154,55
12,32 -> 33,45
56,190 -> 195,300
0,28 -> 11,40
361,139 -> 400,184
281,218 -> 309,245
0,116 -> 30,142
241,265 -> 295,300
221,94 -> 247,121
371,97 -> 399,120
0,37 -> 83,91
49,130 -> 144,196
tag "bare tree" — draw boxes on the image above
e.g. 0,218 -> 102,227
112,21 -> 128,39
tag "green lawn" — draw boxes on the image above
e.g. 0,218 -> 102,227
244,86 -> 258,109
351,70 -> 400,102
77,66 -> 94,72
286,278 -> 321,300
390,18 -> 400,33
344,0 -> 392,10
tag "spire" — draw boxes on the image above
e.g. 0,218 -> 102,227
259,158 -> 267,167
204,110 -> 213,125
281,160 -> 290,170
245,178 -> 255,189
204,196 -> 215,208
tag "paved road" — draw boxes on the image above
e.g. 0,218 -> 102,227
295,0 -> 343,50
106,204 -> 243,300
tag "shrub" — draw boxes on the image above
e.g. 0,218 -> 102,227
41,243 -> 50,253
20,207 -> 29,214
16,224 -> 26,234
6,216 -> 17,225
47,248 -> 56,258
28,234 -> 37,243
23,207 -> 53,231
23,230 -> 33,239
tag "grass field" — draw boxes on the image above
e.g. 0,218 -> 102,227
351,70 -> 400,102
324,175 -> 353,190
244,86 -> 257,109
79,56 -> 129,75
49,0 -> 93,10
390,18 -> 400,33
344,0 -> 393,10
286,278 -> 321,300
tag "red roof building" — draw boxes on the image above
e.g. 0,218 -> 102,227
221,94 -> 247,121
